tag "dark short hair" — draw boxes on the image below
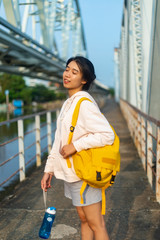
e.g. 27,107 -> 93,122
66,56 -> 96,90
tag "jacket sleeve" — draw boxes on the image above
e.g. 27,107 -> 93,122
44,129 -> 57,173
44,100 -> 67,173
73,100 -> 115,152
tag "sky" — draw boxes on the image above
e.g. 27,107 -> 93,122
78,0 -> 124,88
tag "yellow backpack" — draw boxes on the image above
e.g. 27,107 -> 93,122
66,97 -> 120,215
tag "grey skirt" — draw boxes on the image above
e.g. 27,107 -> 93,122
64,180 -> 102,207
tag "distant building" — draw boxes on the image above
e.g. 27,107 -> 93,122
24,77 -> 50,87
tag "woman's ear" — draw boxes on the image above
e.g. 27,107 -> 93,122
81,80 -> 87,85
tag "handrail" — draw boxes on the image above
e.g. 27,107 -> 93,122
121,98 -> 160,126
0,108 -> 58,127
0,109 -> 60,188
120,98 -> 160,203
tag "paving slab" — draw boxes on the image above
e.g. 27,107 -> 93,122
0,99 -> 160,240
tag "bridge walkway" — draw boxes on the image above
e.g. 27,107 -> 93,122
0,99 -> 160,240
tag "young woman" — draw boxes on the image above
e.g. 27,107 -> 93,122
41,56 -> 114,240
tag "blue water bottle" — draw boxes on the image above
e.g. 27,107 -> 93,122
39,207 -> 56,239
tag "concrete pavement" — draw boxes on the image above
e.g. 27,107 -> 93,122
0,99 -> 160,240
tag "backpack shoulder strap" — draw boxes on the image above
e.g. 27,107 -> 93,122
66,97 -> 92,168
67,97 -> 92,145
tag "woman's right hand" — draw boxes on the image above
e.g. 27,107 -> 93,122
41,172 -> 53,192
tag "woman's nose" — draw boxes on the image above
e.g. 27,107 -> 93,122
65,71 -> 71,77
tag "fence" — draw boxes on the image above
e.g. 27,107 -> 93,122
0,108 -> 60,189
120,99 -> 160,203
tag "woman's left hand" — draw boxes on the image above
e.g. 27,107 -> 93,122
60,143 -> 77,158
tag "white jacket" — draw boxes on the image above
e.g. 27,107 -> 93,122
44,91 -> 115,182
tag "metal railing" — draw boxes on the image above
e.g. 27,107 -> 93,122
0,109 -> 60,188
120,99 -> 160,203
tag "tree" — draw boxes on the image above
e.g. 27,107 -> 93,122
20,87 -> 33,105
31,84 -> 56,103
0,92 -> 5,103
0,73 -> 26,102
0,73 -> 66,105
109,88 -> 115,97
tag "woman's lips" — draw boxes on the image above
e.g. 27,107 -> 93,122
63,79 -> 70,84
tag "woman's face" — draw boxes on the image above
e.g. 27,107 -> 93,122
63,61 -> 86,95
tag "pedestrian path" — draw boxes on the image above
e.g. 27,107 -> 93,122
0,99 -> 160,240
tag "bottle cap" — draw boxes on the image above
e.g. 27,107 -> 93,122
46,207 -> 56,214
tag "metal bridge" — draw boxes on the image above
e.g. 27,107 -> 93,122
114,0 -> 160,119
0,0 -> 87,83
0,1 -> 160,239
114,0 -> 160,205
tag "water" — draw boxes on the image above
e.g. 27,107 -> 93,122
0,107 -> 57,191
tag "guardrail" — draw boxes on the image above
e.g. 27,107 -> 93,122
0,109 -> 60,189
120,99 -> 160,203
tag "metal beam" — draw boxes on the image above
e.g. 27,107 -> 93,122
131,0 -> 143,109
61,0 -> 73,59
3,0 -> 18,27
0,19 -> 65,82
75,0 -> 87,55
0,0 -> 87,83
0,28 -> 65,69
35,0 -> 50,48
0,65 -> 63,83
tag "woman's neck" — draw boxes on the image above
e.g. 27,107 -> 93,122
68,88 -> 82,97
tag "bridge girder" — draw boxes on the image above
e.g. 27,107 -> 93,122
0,0 -> 107,93
0,17 -> 65,82
0,0 -> 87,60
117,0 -> 143,110
0,0 -> 87,84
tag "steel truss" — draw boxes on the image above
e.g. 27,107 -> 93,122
131,0 -> 143,109
0,0 -> 87,82
0,0 -> 86,59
